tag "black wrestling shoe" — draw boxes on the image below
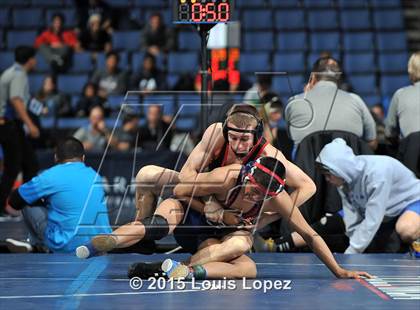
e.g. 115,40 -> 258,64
127,261 -> 164,279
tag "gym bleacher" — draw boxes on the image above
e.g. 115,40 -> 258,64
0,0 -> 413,136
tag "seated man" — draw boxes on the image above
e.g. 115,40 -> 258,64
6,137 -> 112,253
137,105 -> 173,150
90,51 -> 128,98
285,57 -> 377,156
73,105 -> 110,152
112,112 -> 140,151
77,157 -> 370,280
315,138 -> 420,256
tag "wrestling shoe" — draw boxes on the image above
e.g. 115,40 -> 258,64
76,234 -> 117,259
410,239 -> 420,258
127,261 -> 164,279
161,258 -> 189,279
252,234 -> 276,252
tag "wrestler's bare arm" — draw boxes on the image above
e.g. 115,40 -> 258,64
265,144 -> 316,208
264,192 -> 372,279
178,123 -> 225,183
174,164 -> 241,197
253,211 -> 282,231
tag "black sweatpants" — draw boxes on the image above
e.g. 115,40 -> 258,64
0,120 -> 38,213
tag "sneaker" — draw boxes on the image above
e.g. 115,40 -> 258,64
76,235 -> 117,259
76,243 -> 97,259
127,261 -> 164,279
5,238 -> 33,253
161,258 -> 189,279
410,239 -> 420,258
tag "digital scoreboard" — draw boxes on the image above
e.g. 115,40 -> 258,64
173,0 -> 232,24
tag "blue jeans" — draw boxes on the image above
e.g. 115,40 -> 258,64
403,200 -> 420,215
337,201 -> 420,219
22,206 -> 48,247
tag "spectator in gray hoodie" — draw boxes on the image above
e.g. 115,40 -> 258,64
316,138 -> 420,254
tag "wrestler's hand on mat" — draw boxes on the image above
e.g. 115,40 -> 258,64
337,268 -> 374,279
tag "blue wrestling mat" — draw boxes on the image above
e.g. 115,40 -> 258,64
0,253 -> 419,309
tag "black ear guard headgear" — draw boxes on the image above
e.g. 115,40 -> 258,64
222,104 -> 264,144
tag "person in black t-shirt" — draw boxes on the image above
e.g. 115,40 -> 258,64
138,105 -> 172,150
79,14 -> 112,53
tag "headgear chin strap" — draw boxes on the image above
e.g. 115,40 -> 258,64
242,159 -> 286,197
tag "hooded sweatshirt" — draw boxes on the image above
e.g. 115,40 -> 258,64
316,138 -> 420,253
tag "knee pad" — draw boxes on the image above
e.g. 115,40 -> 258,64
142,215 -> 170,241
